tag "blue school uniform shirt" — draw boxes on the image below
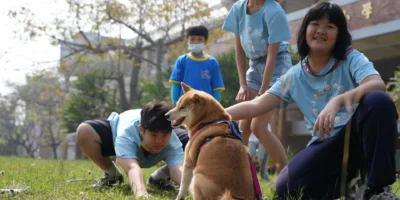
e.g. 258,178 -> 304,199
222,0 -> 291,59
268,49 -> 379,145
169,53 -> 225,98
107,109 -> 184,168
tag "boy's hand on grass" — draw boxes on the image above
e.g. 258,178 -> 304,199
136,192 -> 150,199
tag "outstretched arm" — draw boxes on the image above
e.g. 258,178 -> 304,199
226,92 -> 282,121
117,158 -> 148,198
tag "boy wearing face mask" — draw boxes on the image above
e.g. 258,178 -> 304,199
169,25 -> 225,105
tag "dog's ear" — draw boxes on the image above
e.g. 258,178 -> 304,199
192,93 -> 203,104
181,82 -> 192,93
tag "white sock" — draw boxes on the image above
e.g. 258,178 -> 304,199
150,167 -> 169,180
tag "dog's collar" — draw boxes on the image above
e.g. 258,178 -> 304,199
191,120 -> 229,137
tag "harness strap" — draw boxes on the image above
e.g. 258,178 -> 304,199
249,156 -> 263,200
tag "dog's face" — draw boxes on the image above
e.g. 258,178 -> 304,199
165,83 -> 218,131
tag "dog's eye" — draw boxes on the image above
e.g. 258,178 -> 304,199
180,106 -> 185,110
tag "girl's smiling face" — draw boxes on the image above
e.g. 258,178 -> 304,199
306,15 -> 338,55
297,2 -> 352,60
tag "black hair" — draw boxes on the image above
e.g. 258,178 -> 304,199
140,102 -> 173,134
297,1 -> 352,60
186,25 -> 209,40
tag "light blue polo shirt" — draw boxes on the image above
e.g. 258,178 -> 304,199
268,49 -> 379,145
222,0 -> 292,59
107,109 -> 184,168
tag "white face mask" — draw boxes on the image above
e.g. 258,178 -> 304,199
187,43 -> 205,53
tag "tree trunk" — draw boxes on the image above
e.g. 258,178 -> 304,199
155,39 -> 164,85
28,148 -> 35,158
47,106 -> 59,160
28,150 -> 35,158
129,44 -> 143,108
52,144 -> 58,159
117,76 -> 129,111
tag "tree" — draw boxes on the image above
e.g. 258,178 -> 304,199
289,45 -> 301,65
137,67 -> 173,107
215,49 -> 243,108
387,66 -> 400,116
0,93 -> 42,157
61,70 -> 118,133
16,70 -> 66,159
9,0 -> 212,111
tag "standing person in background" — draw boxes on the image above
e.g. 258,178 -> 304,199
222,0 -> 293,172
170,25 -> 225,105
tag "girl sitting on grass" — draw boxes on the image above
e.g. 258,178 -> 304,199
226,2 -> 399,199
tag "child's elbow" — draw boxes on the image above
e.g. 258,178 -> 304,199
375,79 -> 386,91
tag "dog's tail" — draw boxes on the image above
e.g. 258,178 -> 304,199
220,189 -> 234,200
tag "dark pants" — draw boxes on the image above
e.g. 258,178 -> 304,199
276,91 -> 398,200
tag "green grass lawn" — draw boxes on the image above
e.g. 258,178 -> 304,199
0,156 -> 276,199
1,156 -> 399,200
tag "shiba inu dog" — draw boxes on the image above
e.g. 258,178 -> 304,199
165,83 -> 257,200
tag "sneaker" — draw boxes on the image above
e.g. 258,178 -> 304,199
147,176 -> 177,191
91,173 -> 124,188
366,186 -> 400,200
346,170 -> 367,200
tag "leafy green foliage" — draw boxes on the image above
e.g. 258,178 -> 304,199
386,66 -> 400,116
8,0 -> 213,111
289,45 -> 301,65
61,71 -> 118,133
215,49 -> 246,108
137,67 -> 173,108
0,70 -> 66,158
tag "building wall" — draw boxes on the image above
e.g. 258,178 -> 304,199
282,0 -> 319,13
286,0 -> 400,46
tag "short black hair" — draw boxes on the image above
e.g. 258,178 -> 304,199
187,25 -> 209,40
297,1 -> 352,60
140,102 -> 173,133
